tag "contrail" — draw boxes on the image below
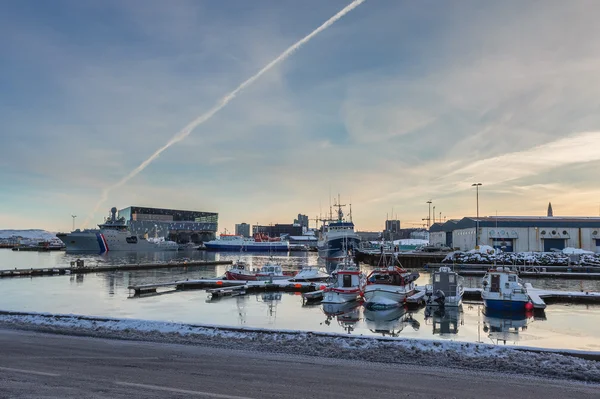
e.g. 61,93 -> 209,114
82,0 -> 366,227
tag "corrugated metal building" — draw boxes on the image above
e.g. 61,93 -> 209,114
429,216 -> 600,253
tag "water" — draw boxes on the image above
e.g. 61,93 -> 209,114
1,249 -> 599,352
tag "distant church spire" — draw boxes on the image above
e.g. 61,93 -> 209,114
547,202 -> 553,217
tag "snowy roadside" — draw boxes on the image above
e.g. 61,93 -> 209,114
1,310 -> 599,383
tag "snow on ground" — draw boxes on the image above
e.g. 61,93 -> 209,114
563,247 -> 595,255
393,239 -> 429,246
0,311 -> 598,383
0,229 -> 57,241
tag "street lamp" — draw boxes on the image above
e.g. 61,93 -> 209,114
426,200 -> 432,228
471,183 -> 482,247
71,215 -> 77,231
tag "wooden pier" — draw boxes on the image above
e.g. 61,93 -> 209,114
0,260 -> 232,279
356,251 -> 448,268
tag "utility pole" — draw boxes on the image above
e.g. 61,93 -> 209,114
426,200 -> 432,228
71,215 -> 77,231
471,183 -> 482,247
433,206 -> 436,224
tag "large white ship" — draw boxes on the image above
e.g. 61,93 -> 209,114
204,234 -> 289,252
56,207 -> 179,253
317,197 -> 360,260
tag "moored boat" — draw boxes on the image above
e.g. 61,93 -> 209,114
363,266 -> 419,308
292,266 -> 330,282
425,266 -> 464,307
481,267 -> 533,312
322,257 -> 366,304
205,234 -> 289,252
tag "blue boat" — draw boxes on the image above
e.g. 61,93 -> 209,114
481,267 -> 532,312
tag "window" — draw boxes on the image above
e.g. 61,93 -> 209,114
435,274 -> 440,283
449,274 -> 455,283
508,276 -> 516,282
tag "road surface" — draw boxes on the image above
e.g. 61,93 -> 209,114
0,328 -> 597,398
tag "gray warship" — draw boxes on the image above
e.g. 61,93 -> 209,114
56,207 -> 178,253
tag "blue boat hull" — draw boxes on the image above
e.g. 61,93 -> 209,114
483,299 -> 528,312
318,237 -> 360,260
204,243 -> 289,252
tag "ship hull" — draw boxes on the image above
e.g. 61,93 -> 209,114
57,230 -> 177,253
317,236 -> 360,260
204,243 -> 289,252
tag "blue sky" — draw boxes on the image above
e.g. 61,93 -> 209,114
2,0 -> 600,232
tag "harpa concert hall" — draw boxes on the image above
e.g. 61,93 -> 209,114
118,206 -> 218,243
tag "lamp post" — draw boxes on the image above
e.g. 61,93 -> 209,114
433,206 -> 436,224
71,215 -> 77,231
426,200 -> 432,228
471,183 -> 482,247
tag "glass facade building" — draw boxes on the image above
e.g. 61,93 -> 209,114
118,206 -> 218,243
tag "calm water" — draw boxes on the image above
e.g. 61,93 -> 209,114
1,249 -> 599,352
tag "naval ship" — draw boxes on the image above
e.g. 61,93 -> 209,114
317,198 -> 360,260
56,207 -> 178,253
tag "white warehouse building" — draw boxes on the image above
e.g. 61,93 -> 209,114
429,216 -> 600,253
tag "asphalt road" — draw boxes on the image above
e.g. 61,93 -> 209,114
0,328 -> 597,399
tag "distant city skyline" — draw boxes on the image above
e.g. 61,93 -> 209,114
2,0 -> 600,233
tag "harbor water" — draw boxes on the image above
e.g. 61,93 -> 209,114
1,249 -> 599,352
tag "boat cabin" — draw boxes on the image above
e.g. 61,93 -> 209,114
483,267 -> 527,295
260,264 -> 283,275
431,266 -> 462,295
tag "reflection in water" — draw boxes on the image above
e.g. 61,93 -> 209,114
363,306 -> 420,337
257,292 -> 282,323
322,302 -> 361,334
424,305 -> 463,336
482,309 -> 535,345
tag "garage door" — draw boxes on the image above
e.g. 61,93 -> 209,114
543,238 -> 565,252
492,239 -> 514,252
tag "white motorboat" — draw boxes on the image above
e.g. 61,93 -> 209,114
425,266 -> 464,307
363,265 -> 419,308
293,266 -> 330,282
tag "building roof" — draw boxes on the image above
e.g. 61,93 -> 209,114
430,216 -> 600,231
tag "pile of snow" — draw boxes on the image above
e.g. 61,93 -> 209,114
468,245 -> 496,254
0,230 -> 57,242
1,311 -> 598,382
443,250 -> 600,266
563,247 -> 594,255
393,239 -> 429,246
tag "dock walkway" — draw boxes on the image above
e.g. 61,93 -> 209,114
0,260 -> 232,279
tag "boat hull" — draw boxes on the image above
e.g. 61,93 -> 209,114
204,243 -> 289,252
483,299 -> 529,312
225,271 -> 258,281
322,289 -> 361,304
57,230 -> 177,253
363,285 -> 414,307
318,236 -> 361,260
426,295 -> 463,307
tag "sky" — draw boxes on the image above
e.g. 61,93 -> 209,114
2,0 -> 600,233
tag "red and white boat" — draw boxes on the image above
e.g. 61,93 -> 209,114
322,257 -> 366,304
225,261 -> 258,281
363,265 -> 420,308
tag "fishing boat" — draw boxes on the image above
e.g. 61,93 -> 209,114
425,266 -> 464,307
317,196 -> 360,260
225,260 -> 257,281
322,257 -> 366,304
292,266 -> 330,282
363,265 -> 419,308
481,267 -> 533,312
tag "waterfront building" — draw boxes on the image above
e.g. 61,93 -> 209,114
429,216 -> 600,253
118,206 -> 218,243
294,214 -> 309,229
235,223 -> 251,238
252,224 -> 303,238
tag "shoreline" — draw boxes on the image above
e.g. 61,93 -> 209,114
1,310 -> 599,383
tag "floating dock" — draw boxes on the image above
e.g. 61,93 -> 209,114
128,278 -> 327,297
0,260 -> 232,279
425,263 -> 600,279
